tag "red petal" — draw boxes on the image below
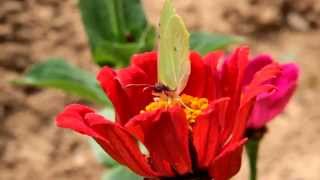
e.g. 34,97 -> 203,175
56,104 -> 96,136
118,65 -> 154,115
203,51 -> 223,73
209,139 -> 246,180
131,51 -> 158,84
56,104 -> 157,177
248,63 -> 281,88
125,52 -> 158,114
126,107 -> 192,176
98,53 -> 158,122
232,63 -> 281,141
85,113 -> 158,177
183,52 -> 206,97
241,62 -> 281,115
243,55 -> 273,86
220,47 -> 249,140
97,67 -> 133,125
220,46 -> 249,99
203,51 -> 224,100
192,98 -> 230,169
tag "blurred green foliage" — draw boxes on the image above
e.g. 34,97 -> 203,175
14,59 -> 110,106
190,32 -> 244,55
79,0 -> 155,67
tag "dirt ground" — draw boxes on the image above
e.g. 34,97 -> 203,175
1,0 -> 320,180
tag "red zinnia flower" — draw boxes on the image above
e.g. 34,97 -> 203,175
56,47 -> 280,180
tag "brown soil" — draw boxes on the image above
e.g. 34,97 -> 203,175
1,0 -> 320,180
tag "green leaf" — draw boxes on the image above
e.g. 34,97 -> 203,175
94,25 -> 156,67
93,41 -> 141,67
102,166 -> 142,180
14,58 -> 110,105
78,0 -> 155,67
190,32 -> 244,55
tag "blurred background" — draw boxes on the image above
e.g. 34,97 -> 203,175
1,0 -> 320,179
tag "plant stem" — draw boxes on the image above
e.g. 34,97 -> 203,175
245,138 -> 260,180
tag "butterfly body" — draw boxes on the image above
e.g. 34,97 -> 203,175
153,83 -> 171,93
152,83 -> 177,99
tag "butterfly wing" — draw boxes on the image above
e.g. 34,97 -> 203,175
159,0 -> 175,37
158,0 -> 190,94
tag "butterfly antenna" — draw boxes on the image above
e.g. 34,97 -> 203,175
125,83 -> 151,89
143,86 -> 155,92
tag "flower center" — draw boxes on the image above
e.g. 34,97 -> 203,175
141,94 -> 209,124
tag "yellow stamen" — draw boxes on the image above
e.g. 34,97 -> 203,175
142,94 -> 209,124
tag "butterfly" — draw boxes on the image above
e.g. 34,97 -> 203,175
126,0 -> 191,98
157,0 -> 191,96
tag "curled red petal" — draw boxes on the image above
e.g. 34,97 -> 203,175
85,113 -> 158,177
209,139 -> 246,180
126,107 -> 192,176
56,104 -> 96,136
248,63 -> 281,88
97,67 -> 133,125
56,104 -> 157,177
243,54 -> 273,86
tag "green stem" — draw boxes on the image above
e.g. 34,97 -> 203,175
245,138 -> 260,180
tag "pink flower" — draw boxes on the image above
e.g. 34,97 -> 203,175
245,55 -> 299,129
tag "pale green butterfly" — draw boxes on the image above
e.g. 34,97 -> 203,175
158,0 -> 191,95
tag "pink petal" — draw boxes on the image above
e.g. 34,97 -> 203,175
248,63 -> 299,128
